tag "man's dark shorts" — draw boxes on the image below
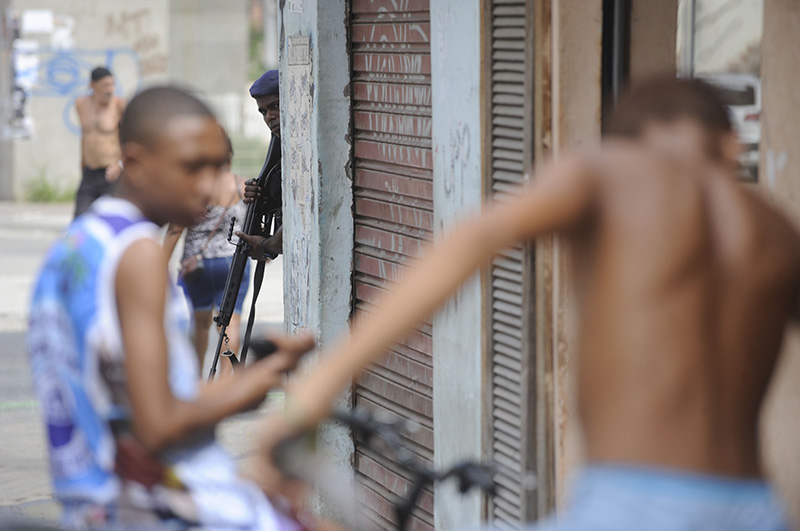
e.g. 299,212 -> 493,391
74,166 -> 112,218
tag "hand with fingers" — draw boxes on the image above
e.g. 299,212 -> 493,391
114,434 -> 166,487
105,162 -> 123,183
243,179 -> 261,204
240,332 -> 318,514
235,230 -> 281,261
254,332 -> 315,375
238,332 -> 315,413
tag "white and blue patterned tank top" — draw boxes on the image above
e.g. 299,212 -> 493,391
27,197 -> 198,505
27,197 -> 289,529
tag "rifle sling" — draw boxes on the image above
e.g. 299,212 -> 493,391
239,258 -> 265,365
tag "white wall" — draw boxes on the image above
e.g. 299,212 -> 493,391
430,0 -> 485,528
677,0 -> 764,75
279,0 -> 355,523
6,0 -> 254,201
9,0 -> 170,200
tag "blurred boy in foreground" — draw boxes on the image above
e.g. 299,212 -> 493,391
28,87 -> 316,529
260,78 -> 798,529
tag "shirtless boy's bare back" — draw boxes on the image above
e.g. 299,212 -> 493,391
73,67 -> 126,218
575,140 -> 800,478
259,77 -> 798,529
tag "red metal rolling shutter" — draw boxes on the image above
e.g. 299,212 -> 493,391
350,0 -> 434,529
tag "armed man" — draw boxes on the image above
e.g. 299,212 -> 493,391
236,69 -> 284,260
201,69 -> 285,379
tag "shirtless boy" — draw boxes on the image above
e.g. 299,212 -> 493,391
260,77 -> 798,529
29,86 -> 317,529
73,67 -> 125,218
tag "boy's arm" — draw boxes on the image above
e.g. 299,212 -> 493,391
117,239 -> 313,452
272,156 -> 595,437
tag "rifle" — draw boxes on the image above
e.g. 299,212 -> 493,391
208,137 -> 282,380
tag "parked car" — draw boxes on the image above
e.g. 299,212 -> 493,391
699,74 -> 761,179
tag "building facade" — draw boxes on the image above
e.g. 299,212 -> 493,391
0,0 -> 256,201
275,0 -> 800,529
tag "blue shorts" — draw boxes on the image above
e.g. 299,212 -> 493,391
522,465 -> 789,531
180,256 -> 251,314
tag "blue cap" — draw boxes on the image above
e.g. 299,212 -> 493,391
249,69 -> 279,98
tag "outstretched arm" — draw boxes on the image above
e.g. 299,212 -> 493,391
117,239 -> 313,452
271,156 -> 595,438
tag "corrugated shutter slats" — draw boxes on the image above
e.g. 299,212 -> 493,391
351,0 -> 434,528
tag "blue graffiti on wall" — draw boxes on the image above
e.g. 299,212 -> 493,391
14,47 -> 141,135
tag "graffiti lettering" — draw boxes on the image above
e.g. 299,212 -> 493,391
106,8 -> 167,76
106,9 -> 149,40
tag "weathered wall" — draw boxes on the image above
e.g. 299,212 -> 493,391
8,0 -> 169,200
168,0 -> 248,132
629,0 -> 677,81
549,0 -> 602,509
6,0 -> 251,201
279,0 -> 355,523
677,0 -> 763,75
758,0 -> 800,525
429,0 -> 484,528
0,0 -> 13,199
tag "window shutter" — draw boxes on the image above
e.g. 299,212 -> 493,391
485,0 -> 538,527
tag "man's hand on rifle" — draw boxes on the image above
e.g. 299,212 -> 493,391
243,178 -> 261,204
236,230 -> 282,261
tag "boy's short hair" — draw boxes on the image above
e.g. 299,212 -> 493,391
606,76 -> 733,141
120,86 -> 215,148
91,66 -> 112,82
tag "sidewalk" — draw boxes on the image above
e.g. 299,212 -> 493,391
0,201 -> 73,233
0,201 -> 285,332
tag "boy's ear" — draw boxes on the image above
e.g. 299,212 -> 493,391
121,142 -> 149,186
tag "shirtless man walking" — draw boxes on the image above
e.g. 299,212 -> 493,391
73,66 -> 125,217
258,78 -> 798,529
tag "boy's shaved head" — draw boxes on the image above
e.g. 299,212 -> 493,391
116,86 -> 227,228
120,86 -> 215,148
606,76 -> 735,162
606,77 -> 732,138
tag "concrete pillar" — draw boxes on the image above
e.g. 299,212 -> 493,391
279,0 -> 355,523
550,0 -> 603,509
429,0 -> 484,528
758,0 -> 800,525
168,0 -> 248,131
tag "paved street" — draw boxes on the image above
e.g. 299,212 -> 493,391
0,201 -> 285,526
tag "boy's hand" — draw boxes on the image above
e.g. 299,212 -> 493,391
105,162 -> 122,182
235,332 -> 314,413
115,435 -> 165,487
255,332 -> 315,374
243,412 -> 302,497
243,179 -> 261,204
